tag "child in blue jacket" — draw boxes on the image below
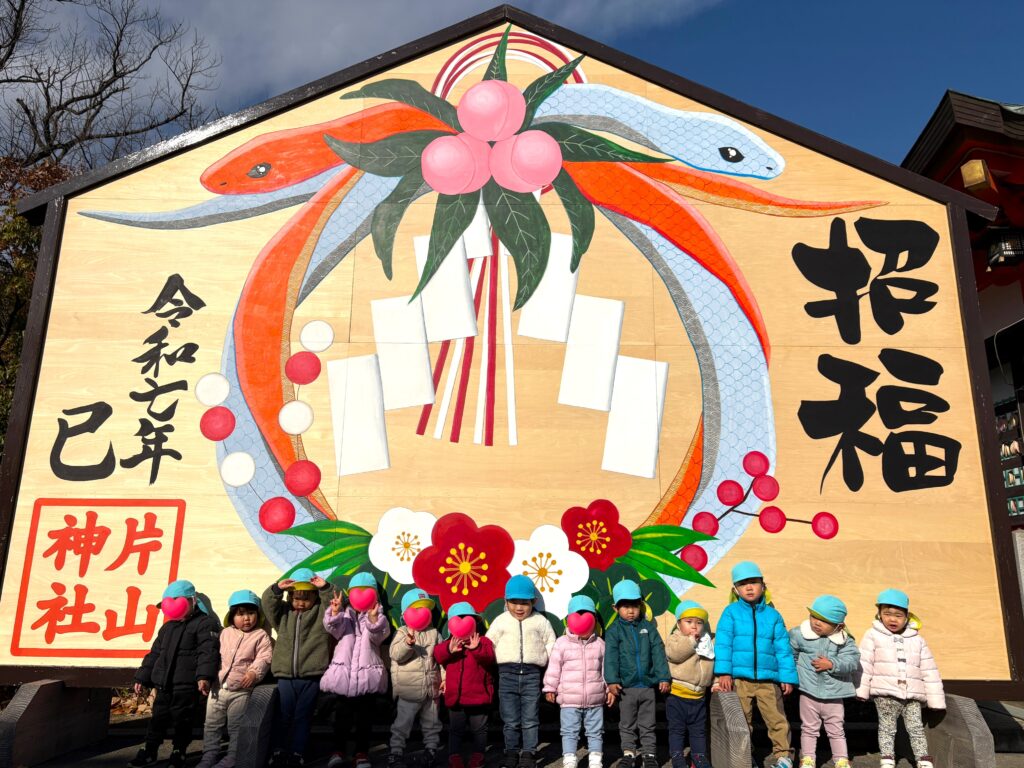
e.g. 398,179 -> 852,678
714,562 -> 798,768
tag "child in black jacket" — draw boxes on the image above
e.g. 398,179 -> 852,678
129,580 -> 220,768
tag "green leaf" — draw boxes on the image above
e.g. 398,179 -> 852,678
324,130 -> 448,177
520,55 -> 584,130
549,170 -> 594,272
631,525 -> 715,552
327,554 -> 370,584
483,25 -> 511,81
630,563 -> 682,615
619,547 -> 714,588
639,577 -> 670,618
281,519 -> 373,546
411,191 -> 479,301
482,180 -> 551,309
371,169 -> 425,279
536,122 -> 671,164
342,79 -> 461,131
284,538 -> 371,578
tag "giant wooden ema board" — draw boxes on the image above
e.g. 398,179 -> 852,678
0,21 -> 1009,680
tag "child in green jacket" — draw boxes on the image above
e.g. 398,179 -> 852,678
603,580 -> 670,768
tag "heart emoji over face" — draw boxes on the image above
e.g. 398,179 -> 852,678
348,587 -> 378,612
161,596 -> 190,620
567,611 -> 596,636
448,615 -> 476,639
403,606 -> 433,632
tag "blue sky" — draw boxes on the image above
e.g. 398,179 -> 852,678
182,0 -> 1024,165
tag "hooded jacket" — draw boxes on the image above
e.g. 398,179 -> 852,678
320,605 -> 391,696
542,631 -> 606,708
434,635 -> 497,708
788,620 -> 860,700
136,608 -> 220,690
665,630 -> 715,698
604,616 -> 670,688
390,626 -> 441,702
714,595 -> 798,685
262,582 -> 333,679
855,619 -> 945,709
486,611 -> 555,667
218,603 -> 274,691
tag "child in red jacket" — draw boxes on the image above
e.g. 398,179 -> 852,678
433,602 -> 496,768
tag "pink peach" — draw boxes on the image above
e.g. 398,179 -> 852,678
421,133 -> 491,195
457,80 -> 527,142
490,130 -> 563,193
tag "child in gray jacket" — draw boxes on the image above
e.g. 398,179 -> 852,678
788,595 -> 860,768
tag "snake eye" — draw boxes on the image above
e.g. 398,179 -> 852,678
718,147 -> 744,163
247,162 -> 272,179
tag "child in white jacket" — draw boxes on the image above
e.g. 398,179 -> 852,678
486,575 -> 556,768
856,589 -> 945,768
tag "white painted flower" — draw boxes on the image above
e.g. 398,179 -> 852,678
368,507 -> 436,584
510,525 -> 589,617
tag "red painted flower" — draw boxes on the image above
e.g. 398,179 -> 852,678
561,499 -> 632,571
411,512 -> 514,612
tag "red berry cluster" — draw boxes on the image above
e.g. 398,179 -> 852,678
678,450 -> 839,572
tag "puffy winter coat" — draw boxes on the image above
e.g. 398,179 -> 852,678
604,617 -> 670,688
788,620 -> 859,700
855,620 -> 945,709
218,625 -> 274,691
542,632 -> 606,708
262,582 -> 333,679
136,609 -> 220,690
714,597 -> 798,684
434,635 -> 497,708
320,606 -> 390,696
665,631 -> 715,697
390,626 -> 441,702
486,611 -> 555,667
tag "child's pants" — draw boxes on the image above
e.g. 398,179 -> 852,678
498,663 -> 542,752
874,697 -> 929,758
448,704 -> 489,756
798,694 -> 847,759
334,693 -> 380,755
618,687 -> 657,755
735,679 -> 791,759
274,678 -> 320,756
560,706 -> 603,754
390,697 -> 443,753
147,686 -> 202,753
202,688 -> 252,759
666,694 -> 708,756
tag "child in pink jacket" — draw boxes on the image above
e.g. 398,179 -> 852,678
199,590 -> 273,768
321,573 -> 391,768
542,595 -> 612,768
856,589 -> 945,768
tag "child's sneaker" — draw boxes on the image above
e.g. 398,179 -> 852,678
168,750 -> 186,768
774,758 -> 793,768
879,759 -> 896,768
670,753 -> 686,768
799,758 -> 815,768
421,750 -> 439,768
448,756 -> 465,768
355,753 -> 372,768
327,754 -> 346,768
833,760 -> 850,768
127,749 -> 157,768
519,752 -> 537,768
641,754 -> 659,768
389,755 -> 407,768
917,760 -> 934,768
197,753 -> 219,768
501,752 -> 519,768
214,757 -> 236,768
589,752 -> 603,768
690,756 -> 711,768
564,754 -> 579,768
619,753 -> 636,768
289,754 -> 306,768
468,755 -> 485,768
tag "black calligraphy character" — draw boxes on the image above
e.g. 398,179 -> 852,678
875,348 -> 961,491
49,402 -> 116,482
128,378 -> 187,422
143,274 -> 206,328
119,419 -> 182,484
792,218 -> 871,344
131,327 -> 199,377
856,219 -> 939,336
797,354 -> 883,492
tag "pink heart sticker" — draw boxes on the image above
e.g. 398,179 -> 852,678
567,612 -> 596,637
161,596 -> 189,621
448,615 -> 476,639
348,586 -> 377,612
403,606 -> 433,632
